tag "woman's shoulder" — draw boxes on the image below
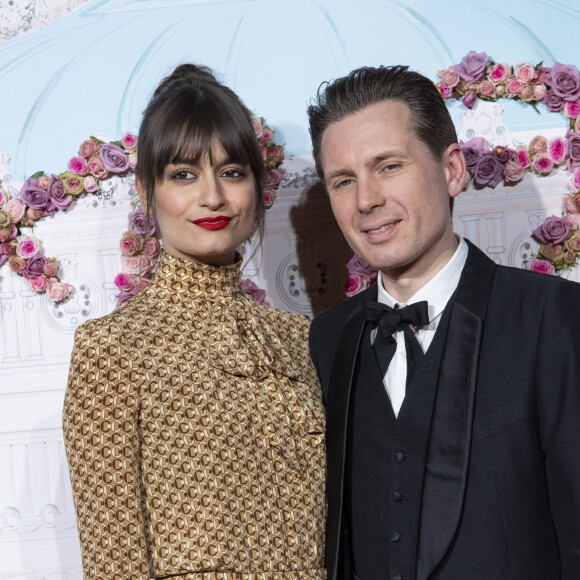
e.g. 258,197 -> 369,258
253,299 -> 311,333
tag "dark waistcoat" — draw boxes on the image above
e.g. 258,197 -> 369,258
347,309 -> 452,580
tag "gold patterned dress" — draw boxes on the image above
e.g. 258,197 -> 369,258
63,252 -> 326,579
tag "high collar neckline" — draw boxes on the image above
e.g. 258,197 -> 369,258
152,251 -> 243,300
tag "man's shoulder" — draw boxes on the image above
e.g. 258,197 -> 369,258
312,286 -> 371,329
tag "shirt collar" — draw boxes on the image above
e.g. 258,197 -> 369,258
377,237 -> 468,322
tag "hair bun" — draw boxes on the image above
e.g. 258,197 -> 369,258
153,63 -> 218,97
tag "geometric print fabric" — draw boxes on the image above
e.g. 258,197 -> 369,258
63,252 -> 326,579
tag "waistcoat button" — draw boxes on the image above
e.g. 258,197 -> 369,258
394,451 -> 406,463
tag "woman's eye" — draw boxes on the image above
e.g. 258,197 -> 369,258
171,169 -> 195,180
222,168 -> 246,178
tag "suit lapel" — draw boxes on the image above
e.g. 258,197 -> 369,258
417,241 -> 496,580
326,287 -> 374,580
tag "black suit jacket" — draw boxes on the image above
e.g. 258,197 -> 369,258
310,241 -> 580,579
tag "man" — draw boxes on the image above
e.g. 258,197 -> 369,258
307,65 -> 580,579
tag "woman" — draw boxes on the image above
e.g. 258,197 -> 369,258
63,64 -> 326,579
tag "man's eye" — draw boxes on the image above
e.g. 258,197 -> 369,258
335,178 -> 352,188
383,163 -> 400,172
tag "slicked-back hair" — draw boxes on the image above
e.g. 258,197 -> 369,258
307,65 -> 458,179
135,64 -> 266,242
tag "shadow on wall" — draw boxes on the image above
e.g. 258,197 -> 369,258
290,180 -> 353,318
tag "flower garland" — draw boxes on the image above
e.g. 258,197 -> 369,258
0,117 -> 284,305
113,117 -> 284,307
345,51 -> 580,296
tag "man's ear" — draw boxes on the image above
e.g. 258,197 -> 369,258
135,177 -> 150,213
443,143 -> 467,200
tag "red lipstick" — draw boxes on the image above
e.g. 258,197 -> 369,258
192,216 -> 232,230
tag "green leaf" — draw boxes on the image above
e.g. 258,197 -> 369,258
30,171 -> 45,179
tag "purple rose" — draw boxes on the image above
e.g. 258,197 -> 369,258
549,62 -> 580,101
462,91 -> 476,108
99,143 -> 130,175
460,137 -> 485,169
347,253 -> 377,278
21,253 -> 46,280
128,207 -> 155,236
20,178 -> 56,216
48,174 -> 73,211
263,168 -> 285,190
455,50 -> 488,83
543,90 -> 565,112
494,146 -> 516,165
533,215 -> 571,245
240,278 -> 269,305
566,130 -> 580,172
472,152 -> 503,189
535,66 -> 551,84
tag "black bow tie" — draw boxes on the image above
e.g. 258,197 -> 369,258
362,300 -> 430,382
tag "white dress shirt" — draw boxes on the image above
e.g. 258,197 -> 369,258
375,238 -> 468,417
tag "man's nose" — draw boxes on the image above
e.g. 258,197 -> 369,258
357,177 -> 385,213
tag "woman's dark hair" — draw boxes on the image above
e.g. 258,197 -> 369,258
135,64 -> 266,242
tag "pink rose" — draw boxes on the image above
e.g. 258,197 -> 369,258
0,210 -> 11,228
571,170 -> 580,191
27,208 -> 43,221
4,199 -> 26,223
79,139 -> 100,159
519,83 -> 534,102
252,117 -> 264,138
532,83 -> 547,101
120,231 -> 143,256
263,190 -> 275,209
16,235 -> 40,259
438,65 -> 460,88
575,117 -> 580,134
68,156 -> 89,176
36,175 -> 50,190
503,159 -> 526,183
8,255 -> 26,273
506,78 -> 522,96
567,212 -> 580,226
489,63 -> 510,83
531,154 -> 554,175
0,188 -> 10,207
258,144 -> 267,160
462,91 -> 476,108
121,132 -> 138,152
345,275 -> 369,297
516,149 -> 531,169
114,272 -> 133,290
261,128 -> 274,143
437,83 -> 452,99
564,194 -> 580,213
0,228 -> 13,242
2,241 -> 15,256
29,275 -> 47,293
265,145 -> 284,166
83,175 -> 100,193
563,249 -> 576,264
527,258 -> 555,275
143,237 -> 160,260
121,255 -> 152,276
477,80 -> 496,99
133,276 -> 150,293
87,155 -> 108,179
43,257 -> 58,277
564,101 -> 580,119
128,152 -> 137,169
529,136 -> 548,155
46,280 -> 72,302
547,137 -> 567,164
514,62 -> 535,83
